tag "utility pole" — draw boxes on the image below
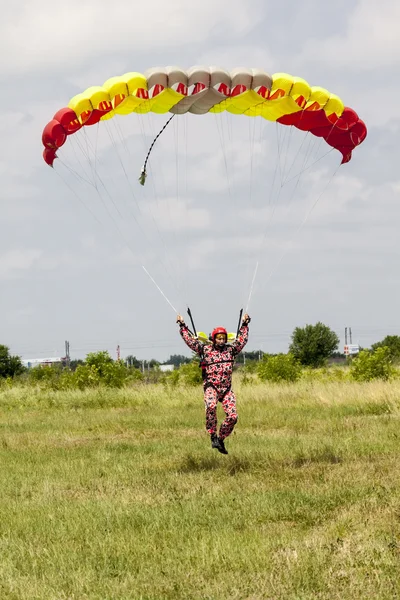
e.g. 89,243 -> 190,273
116,345 -> 121,361
65,340 -> 70,367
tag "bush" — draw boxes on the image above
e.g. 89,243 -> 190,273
257,353 -> 302,383
163,368 -> 180,388
301,365 -> 350,383
350,347 -> 395,382
27,365 -> 62,388
178,361 -> 203,386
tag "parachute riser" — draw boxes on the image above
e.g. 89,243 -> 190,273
187,307 -> 197,338
236,308 -> 243,338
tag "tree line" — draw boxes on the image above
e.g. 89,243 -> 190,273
2,322 -> 400,383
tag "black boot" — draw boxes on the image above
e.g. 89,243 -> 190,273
211,433 -> 220,450
217,437 -> 228,455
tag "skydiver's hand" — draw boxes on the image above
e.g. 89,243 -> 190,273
176,314 -> 185,325
242,313 -> 251,326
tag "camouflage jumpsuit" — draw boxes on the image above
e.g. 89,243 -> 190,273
179,324 -> 249,440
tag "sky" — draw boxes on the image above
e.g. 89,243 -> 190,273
1,0 -> 399,362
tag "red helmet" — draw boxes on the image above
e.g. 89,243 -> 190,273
211,327 -> 228,342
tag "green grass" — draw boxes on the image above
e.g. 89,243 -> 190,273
0,379 -> 400,599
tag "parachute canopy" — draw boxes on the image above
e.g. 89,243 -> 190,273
42,66 -> 366,167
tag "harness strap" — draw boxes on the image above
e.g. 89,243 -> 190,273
200,358 -> 234,369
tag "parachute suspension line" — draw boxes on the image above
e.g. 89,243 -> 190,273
55,164 -> 149,268
244,127 -> 317,312
57,157 -> 97,188
71,134 -> 101,188
214,113 -> 232,199
176,113 -> 191,306
94,121 -> 100,178
241,122 -> 279,310
245,261 -> 259,313
171,115 -> 186,303
240,116 -> 262,310
282,147 -> 335,187
69,136 -> 98,186
105,118 -> 185,303
139,114 -> 187,304
276,121 -> 286,186
139,114 -> 175,185
54,169 -> 106,228
281,126 -> 294,183
55,165 -> 180,315
280,132 -> 310,187
247,161 -> 341,311
141,266 -> 178,314
262,162 -> 341,287
83,128 -> 100,190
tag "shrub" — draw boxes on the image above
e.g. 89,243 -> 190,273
178,361 -> 203,386
350,347 -> 395,382
163,368 -> 180,388
257,353 -> 302,383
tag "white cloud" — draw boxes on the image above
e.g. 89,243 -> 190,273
140,197 -> 210,232
300,0 -> 400,69
0,0 -> 263,74
0,249 -> 42,279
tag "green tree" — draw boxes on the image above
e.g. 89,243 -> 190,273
164,354 -> 191,367
81,351 -> 129,388
371,335 -> 400,362
86,351 -> 113,375
125,355 -> 141,369
289,322 -> 339,368
0,345 -> 24,378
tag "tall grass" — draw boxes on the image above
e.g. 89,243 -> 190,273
0,379 -> 399,599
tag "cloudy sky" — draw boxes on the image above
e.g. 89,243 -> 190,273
1,0 -> 399,362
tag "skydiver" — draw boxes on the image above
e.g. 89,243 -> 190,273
176,312 -> 251,454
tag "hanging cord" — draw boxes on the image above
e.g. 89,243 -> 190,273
139,114 -> 175,185
141,266 -> 178,314
246,162 -> 341,312
104,119 -> 184,299
72,117 -> 184,305
244,129 -> 323,312
54,166 -> 180,315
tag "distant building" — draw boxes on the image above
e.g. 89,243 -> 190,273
344,344 -> 360,356
159,364 -> 175,372
22,357 -> 66,369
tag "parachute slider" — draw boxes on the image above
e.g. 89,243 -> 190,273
138,167 -> 147,186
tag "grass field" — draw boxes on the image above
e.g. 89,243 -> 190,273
1,379 -> 400,599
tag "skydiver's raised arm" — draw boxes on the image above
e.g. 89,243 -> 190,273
177,315 -> 204,355
232,313 -> 251,355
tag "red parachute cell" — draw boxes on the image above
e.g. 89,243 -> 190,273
42,120 -> 67,149
53,108 -> 82,134
43,147 -> 57,167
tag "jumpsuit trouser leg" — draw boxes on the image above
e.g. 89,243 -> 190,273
204,386 -> 238,439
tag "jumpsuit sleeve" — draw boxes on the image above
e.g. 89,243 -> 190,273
179,325 -> 204,356
231,324 -> 249,356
